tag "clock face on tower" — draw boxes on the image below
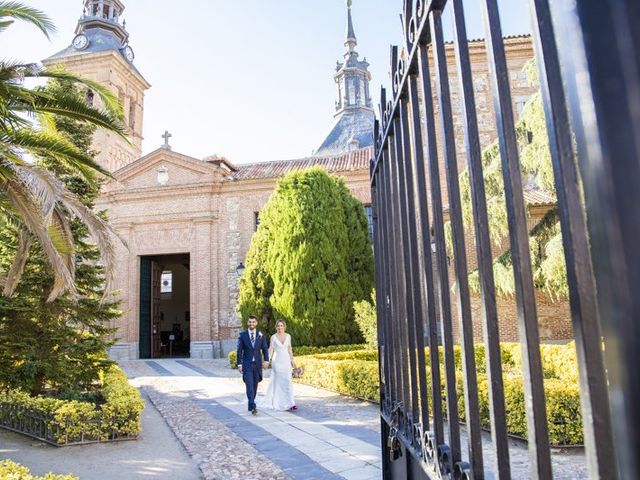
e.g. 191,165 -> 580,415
72,34 -> 89,50
123,46 -> 135,62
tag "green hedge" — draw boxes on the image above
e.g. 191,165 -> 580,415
227,343 -> 368,369
293,342 -> 583,445
0,460 -> 78,480
293,356 -> 380,402
0,365 -> 144,445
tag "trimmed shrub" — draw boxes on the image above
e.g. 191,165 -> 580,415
308,351 -> 378,361
293,341 -> 583,445
0,365 -> 144,445
294,356 -> 379,402
292,344 -> 368,356
353,290 -> 377,347
229,351 -> 238,369
0,460 -> 78,480
227,343 -> 369,368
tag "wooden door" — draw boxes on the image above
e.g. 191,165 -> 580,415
151,261 -> 162,358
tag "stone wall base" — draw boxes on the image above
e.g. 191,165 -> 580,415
219,339 -> 237,358
108,342 -> 139,361
190,341 -> 216,359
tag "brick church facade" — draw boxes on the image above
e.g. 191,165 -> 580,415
44,0 -> 571,360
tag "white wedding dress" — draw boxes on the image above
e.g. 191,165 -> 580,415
259,333 -> 296,411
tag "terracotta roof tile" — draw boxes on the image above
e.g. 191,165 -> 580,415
523,188 -> 556,206
229,146 -> 373,181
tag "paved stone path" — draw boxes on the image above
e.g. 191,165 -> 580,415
122,358 -> 588,480
123,359 -> 381,480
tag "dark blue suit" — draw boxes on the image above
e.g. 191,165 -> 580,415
236,329 -> 269,411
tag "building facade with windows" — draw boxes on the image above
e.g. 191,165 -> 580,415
44,0 -> 564,360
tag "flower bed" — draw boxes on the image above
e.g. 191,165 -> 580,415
0,459 -> 78,480
292,342 -> 584,445
0,365 -> 144,446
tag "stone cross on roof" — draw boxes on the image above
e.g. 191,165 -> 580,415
161,130 -> 172,150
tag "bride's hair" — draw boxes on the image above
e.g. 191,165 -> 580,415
275,319 -> 286,331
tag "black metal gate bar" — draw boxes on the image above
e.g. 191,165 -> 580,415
449,0 -> 511,477
527,0 -> 616,477
397,99 -> 424,436
558,2 -> 640,477
394,106 -> 419,436
389,113 -> 414,431
479,0 -> 553,476
429,8 -> 484,478
425,12 -> 463,475
371,127 -> 390,415
378,89 -> 397,414
405,72 -> 432,440
387,126 -> 410,427
416,43 -> 446,460
382,143 -> 403,419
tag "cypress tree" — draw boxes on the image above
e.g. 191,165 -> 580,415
238,167 -> 373,346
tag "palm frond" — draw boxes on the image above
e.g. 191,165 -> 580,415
48,209 -> 74,256
15,91 -> 128,138
25,166 -> 125,298
2,128 -> 108,180
29,67 -> 125,119
0,164 -> 76,300
2,226 -> 32,297
0,1 -> 55,38
0,19 -> 13,34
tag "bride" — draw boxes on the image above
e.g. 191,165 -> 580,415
260,319 -> 297,411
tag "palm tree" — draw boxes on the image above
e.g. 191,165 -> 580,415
0,2 -> 128,301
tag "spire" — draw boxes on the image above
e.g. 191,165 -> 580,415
345,0 -> 357,50
315,0 -> 374,156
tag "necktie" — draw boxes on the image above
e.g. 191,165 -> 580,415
250,331 -> 255,346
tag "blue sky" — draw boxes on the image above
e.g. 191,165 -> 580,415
6,1 -> 531,164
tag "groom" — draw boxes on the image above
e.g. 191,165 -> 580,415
236,315 -> 269,415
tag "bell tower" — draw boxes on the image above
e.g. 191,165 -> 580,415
43,0 -> 150,173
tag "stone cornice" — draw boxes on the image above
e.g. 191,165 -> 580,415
97,182 -> 221,204
111,213 -> 218,229
43,50 -> 151,90
108,148 -> 223,182
444,36 -> 533,62
219,169 -> 370,195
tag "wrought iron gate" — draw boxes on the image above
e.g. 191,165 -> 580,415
371,0 -> 640,478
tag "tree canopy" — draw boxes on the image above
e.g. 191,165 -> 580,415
458,59 -> 567,298
238,167 -> 374,346
0,2 -> 127,301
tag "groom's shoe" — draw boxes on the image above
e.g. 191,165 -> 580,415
251,408 -> 258,416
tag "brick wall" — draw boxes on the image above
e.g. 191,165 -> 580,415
450,291 -> 573,343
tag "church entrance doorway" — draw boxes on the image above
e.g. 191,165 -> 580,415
139,253 -> 190,358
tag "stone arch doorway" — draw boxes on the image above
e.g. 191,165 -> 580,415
139,253 -> 190,358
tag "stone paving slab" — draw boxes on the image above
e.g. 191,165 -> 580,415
129,359 -> 382,480
143,384 -> 289,480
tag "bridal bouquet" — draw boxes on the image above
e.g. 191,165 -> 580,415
292,366 -> 304,379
